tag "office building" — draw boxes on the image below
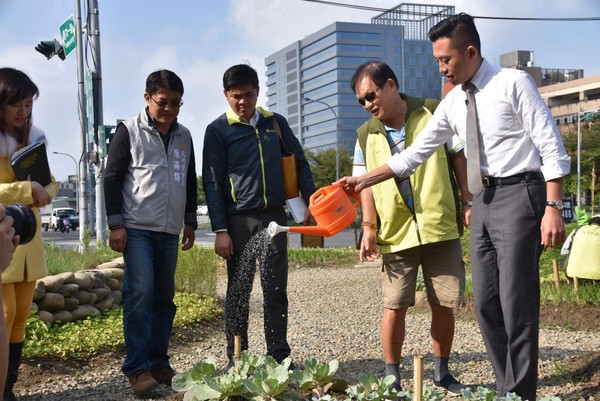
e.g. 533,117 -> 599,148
264,3 -> 454,159
539,74 -> 600,127
500,50 -> 584,87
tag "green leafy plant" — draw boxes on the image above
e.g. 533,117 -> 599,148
25,311 -> 50,343
172,352 -> 263,400
241,357 -> 303,401
44,242 -> 119,275
44,242 -> 218,296
81,227 -> 91,250
24,293 -> 219,358
291,358 -> 348,401
291,358 -> 347,398
25,308 -> 123,358
173,358 -> 249,400
175,245 -> 219,296
417,385 -> 446,401
461,386 -> 561,401
288,248 -> 358,267
415,270 -> 425,292
172,354 -> 568,401
460,386 -> 496,401
344,374 -> 402,401
173,353 -> 302,401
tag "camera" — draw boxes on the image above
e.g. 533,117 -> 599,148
5,203 -> 37,245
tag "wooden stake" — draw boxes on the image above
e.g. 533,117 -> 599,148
574,276 -> 579,293
234,335 -> 241,362
552,259 -> 560,289
413,355 -> 423,401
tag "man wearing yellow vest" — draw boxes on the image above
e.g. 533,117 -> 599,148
350,61 -> 470,395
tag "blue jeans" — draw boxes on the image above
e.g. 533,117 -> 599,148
121,228 -> 179,376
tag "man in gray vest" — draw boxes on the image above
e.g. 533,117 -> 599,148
105,70 -> 198,396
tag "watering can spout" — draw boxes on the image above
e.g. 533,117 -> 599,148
269,183 -> 361,238
288,225 -> 335,236
267,221 -> 334,237
267,221 -> 289,238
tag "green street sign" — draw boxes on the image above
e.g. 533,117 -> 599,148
59,16 -> 76,58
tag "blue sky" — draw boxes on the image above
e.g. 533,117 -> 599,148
1,0 -> 599,181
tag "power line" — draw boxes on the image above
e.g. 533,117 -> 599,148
299,0 -> 600,21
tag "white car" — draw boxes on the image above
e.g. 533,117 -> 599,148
197,205 -> 208,215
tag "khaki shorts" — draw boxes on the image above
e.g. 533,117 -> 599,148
380,239 -> 465,309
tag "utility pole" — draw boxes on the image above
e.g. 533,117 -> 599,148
35,0 -> 106,250
53,151 -> 79,213
303,97 -> 340,180
577,107 -> 600,208
74,0 -> 89,251
87,0 -> 107,246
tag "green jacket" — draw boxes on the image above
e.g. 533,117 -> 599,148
357,93 -> 462,254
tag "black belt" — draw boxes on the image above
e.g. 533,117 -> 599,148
482,172 -> 542,187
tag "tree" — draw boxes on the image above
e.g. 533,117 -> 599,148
304,147 -> 353,189
197,176 -> 206,205
561,122 -> 600,206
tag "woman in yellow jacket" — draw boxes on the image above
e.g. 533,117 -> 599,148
0,68 -> 57,401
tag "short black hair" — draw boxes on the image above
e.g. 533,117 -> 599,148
428,12 -> 481,55
350,61 -> 398,93
223,64 -> 259,91
145,70 -> 184,96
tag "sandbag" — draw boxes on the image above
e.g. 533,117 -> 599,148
36,293 -> 65,312
40,276 -> 64,293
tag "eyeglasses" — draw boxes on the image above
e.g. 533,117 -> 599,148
150,96 -> 184,109
357,87 -> 380,106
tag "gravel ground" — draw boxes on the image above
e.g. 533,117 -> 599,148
17,264 -> 600,401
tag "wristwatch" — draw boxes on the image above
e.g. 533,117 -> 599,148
462,200 -> 473,207
546,200 -> 564,210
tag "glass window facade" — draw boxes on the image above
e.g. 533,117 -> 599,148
265,8 -> 453,158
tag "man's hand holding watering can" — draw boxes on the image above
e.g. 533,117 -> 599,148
336,163 -> 396,193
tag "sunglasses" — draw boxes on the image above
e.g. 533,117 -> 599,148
357,87 -> 380,106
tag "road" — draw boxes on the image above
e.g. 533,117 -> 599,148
41,218 -> 360,250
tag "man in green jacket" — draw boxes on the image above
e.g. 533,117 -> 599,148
351,61 -> 470,394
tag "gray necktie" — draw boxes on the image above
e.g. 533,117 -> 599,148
464,82 -> 484,196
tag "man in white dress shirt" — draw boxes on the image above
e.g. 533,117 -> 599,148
338,13 -> 570,401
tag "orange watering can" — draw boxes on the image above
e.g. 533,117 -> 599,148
268,183 -> 360,238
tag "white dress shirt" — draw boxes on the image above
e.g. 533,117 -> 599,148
387,59 -> 571,181
352,124 -> 463,177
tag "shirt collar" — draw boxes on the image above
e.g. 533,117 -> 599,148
226,107 -> 262,127
249,108 -> 260,127
467,58 -> 494,92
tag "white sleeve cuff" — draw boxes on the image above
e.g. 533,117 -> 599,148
386,152 -> 415,178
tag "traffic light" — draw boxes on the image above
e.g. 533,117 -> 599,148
35,39 -> 66,60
